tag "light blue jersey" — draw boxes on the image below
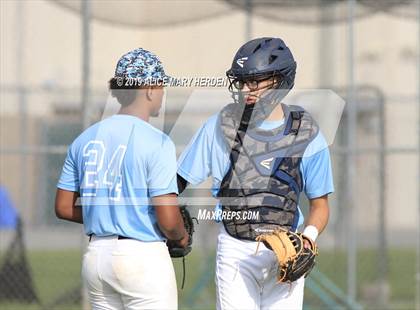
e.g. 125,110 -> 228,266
177,113 -> 334,228
57,114 -> 178,241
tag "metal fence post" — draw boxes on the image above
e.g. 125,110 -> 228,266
416,1 -> 420,309
81,0 -> 91,309
346,0 -> 357,304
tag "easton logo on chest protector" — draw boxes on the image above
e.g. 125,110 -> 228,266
217,103 -> 319,241
260,157 -> 274,170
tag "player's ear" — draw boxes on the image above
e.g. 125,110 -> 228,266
146,86 -> 154,101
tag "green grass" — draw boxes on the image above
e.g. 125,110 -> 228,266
0,250 -> 82,310
330,249 -> 415,302
0,248 -> 416,309
30,250 -> 82,304
304,248 -> 416,310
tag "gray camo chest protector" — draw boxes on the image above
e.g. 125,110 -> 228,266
217,103 -> 319,241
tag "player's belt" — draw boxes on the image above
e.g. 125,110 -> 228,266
88,234 -> 133,242
117,236 -> 131,240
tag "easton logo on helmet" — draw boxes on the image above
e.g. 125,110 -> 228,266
236,57 -> 248,68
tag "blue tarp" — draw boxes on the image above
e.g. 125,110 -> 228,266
0,186 -> 19,229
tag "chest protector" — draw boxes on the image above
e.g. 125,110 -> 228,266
217,103 -> 319,241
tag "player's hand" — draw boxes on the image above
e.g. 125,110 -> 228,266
167,230 -> 191,258
167,206 -> 196,258
177,230 -> 190,248
302,225 -> 318,249
302,233 -> 315,249
303,239 -> 312,249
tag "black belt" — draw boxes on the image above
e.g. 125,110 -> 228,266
88,234 -> 133,242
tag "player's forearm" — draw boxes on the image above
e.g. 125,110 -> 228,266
161,225 -> 188,241
55,189 -> 83,224
56,206 -> 83,224
304,194 -> 330,236
157,206 -> 187,240
152,194 -> 187,240
158,216 -> 187,241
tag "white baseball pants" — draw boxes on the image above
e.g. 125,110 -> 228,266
216,225 -> 305,310
82,235 -> 177,310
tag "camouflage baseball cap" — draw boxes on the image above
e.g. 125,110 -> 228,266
114,48 -> 171,84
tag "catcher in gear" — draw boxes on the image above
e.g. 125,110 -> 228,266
177,37 -> 333,309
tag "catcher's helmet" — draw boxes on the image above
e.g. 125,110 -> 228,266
226,37 -> 296,92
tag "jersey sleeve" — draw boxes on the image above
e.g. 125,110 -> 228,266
177,120 -> 212,185
301,133 -> 335,199
57,144 -> 79,192
147,137 -> 179,197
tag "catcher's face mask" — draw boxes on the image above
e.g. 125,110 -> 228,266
227,72 -> 291,127
228,72 -> 280,103
232,76 -> 277,104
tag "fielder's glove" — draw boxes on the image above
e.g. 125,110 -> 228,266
255,228 -> 318,283
167,205 -> 197,258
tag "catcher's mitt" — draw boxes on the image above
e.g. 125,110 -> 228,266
255,228 -> 318,283
167,205 -> 197,258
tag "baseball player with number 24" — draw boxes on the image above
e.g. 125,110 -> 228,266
55,49 -> 190,309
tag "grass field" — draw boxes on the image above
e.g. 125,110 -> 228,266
0,248 -> 416,310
